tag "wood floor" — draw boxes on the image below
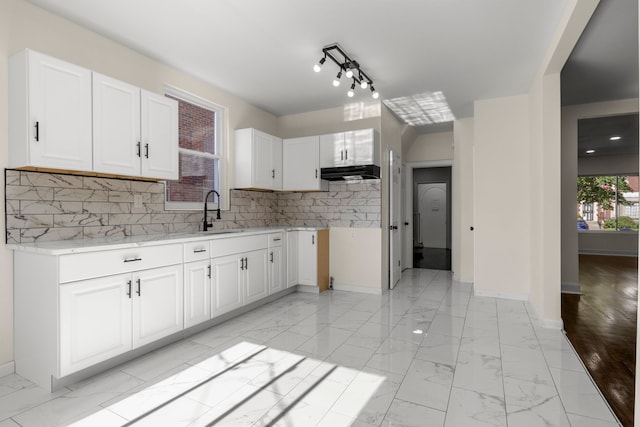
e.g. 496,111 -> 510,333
562,254 -> 638,427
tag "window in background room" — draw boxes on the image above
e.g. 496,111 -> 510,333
164,87 -> 226,210
577,175 -> 639,231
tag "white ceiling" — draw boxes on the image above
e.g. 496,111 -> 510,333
25,0 -> 570,121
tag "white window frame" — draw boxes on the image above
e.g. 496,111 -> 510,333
163,85 -> 228,211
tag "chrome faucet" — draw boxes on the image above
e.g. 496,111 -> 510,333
203,190 -> 221,231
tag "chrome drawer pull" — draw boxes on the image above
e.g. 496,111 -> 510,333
123,257 -> 142,263
193,248 -> 207,253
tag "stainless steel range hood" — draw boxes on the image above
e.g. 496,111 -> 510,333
320,164 -> 380,181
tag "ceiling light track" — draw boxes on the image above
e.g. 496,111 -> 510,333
314,43 -> 378,99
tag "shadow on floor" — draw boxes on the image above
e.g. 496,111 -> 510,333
413,247 -> 451,270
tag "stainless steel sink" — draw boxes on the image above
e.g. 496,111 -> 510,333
201,229 -> 242,235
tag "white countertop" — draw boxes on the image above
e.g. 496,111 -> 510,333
6,226 -> 327,255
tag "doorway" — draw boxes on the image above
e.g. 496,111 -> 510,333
413,167 -> 452,270
388,148 -> 402,289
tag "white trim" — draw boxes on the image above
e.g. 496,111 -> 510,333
453,274 -> 474,284
473,288 -> 529,301
405,159 -> 453,169
578,249 -> 638,256
331,283 -> 383,295
540,318 -> 564,329
0,361 -> 15,377
561,281 -> 581,294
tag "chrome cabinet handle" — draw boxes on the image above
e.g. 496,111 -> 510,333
312,235 -> 315,245
273,237 -> 281,241
127,280 -> 132,299
136,141 -> 141,157
207,264 -> 211,279
245,257 -> 248,269
34,122 -> 39,141
193,248 -> 207,253
270,252 -> 274,263
144,143 -> 149,158
124,257 -> 142,263
136,278 -> 141,296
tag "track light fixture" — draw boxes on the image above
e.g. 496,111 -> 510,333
313,43 -> 377,99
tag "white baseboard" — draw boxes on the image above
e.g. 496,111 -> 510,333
579,249 -> 638,257
561,282 -> 581,294
452,274 -> 474,284
0,361 -> 15,377
296,285 -> 319,294
332,283 -> 382,295
540,318 -> 564,329
473,288 -> 528,301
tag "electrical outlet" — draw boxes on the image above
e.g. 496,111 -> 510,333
133,194 -> 143,208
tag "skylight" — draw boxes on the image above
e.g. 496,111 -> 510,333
383,91 -> 455,126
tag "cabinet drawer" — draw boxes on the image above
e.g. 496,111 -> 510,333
184,241 -> 210,262
210,234 -> 268,258
268,232 -> 284,247
59,244 -> 183,283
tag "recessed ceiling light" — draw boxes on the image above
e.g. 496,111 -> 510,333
383,91 -> 455,126
586,149 -> 595,154
610,136 -> 622,141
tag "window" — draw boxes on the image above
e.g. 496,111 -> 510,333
164,87 -> 226,210
577,175 -> 639,231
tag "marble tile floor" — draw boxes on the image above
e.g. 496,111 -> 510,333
0,269 -> 621,426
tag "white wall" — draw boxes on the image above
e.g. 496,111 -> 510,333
561,99 -> 639,292
453,119 -> 475,283
405,132 -> 454,163
276,102 -> 381,138
0,0 -> 278,367
330,228 -> 382,293
578,232 -> 638,256
473,95 -> 531,300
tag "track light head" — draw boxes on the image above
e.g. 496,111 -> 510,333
360,80 -> 368,89
370,86 -> 379,99
345,68 -> 354,79
347,81 -> 356,98
332,70 -> 342,87
313,56 -> 326,73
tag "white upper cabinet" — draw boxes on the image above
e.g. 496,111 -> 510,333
9,50 -> 178,180
140,90 -> 179,180
319,129 -> 380,168
283,136 -> 328,191
93,73 -> 141,176
9,49 -> 92,171
235,128 -> 283,191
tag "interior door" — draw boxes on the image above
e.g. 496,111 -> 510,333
389,149 -> 402,289
418,183 -> 447,248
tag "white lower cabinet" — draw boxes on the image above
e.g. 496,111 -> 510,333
59,264 -> 183,376
269,245 -> 285,294
298,230 -> 318,286
184,260 -> 212,328
132,265 -> 184,348
59,273 -> 132,376
211,254 -> 244,316
286,231 -> 299,288
244,250 -> 269,304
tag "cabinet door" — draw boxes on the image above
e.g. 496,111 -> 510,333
27,51 -> 92,171
132,264 -> 184,348
283,136 -> 321,191
184,260 -> 211,328
298,231 -> 318,286
271,137 -> 283,190
345,129 -> 378,166
93,73 -> 141,176
244,249 -> 268,304
211,255 -> 244,316
59,273 -> 132,376
286,231 -> 298,288
319,132 -> 345,168
253,130 -> 275,189
141,90 -> 178,180
269,245 -> 285,294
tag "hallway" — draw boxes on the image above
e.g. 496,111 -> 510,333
562,254 -> 637,427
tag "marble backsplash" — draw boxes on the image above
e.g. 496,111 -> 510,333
5,169 -> 381,243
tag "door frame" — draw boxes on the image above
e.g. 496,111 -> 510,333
404,160 -> 453,269
388,147 -> 402,289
